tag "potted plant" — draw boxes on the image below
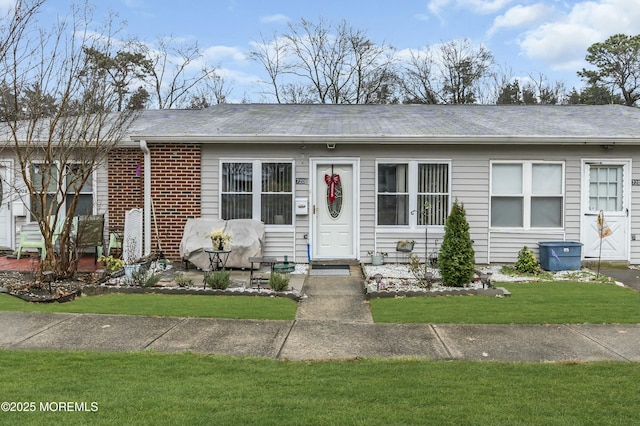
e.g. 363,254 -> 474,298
368,251 -> 388,266
98,255 -> 124,275
209,228 -> 232,250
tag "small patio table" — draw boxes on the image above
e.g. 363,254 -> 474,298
203,248 -> 232,288
204,248 -> 231,271
248,256 -> 277,288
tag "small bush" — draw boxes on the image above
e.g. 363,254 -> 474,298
514,246 -> 539,274
99,255 -> 124,274
204,270 -> 231,290
143,273 -> 161,288
438,200 -> 475,287
174,273 -> 194,288
407,253 -> 433,289
268,273 -> 290,292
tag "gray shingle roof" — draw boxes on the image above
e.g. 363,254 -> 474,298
130,104 -> 640,143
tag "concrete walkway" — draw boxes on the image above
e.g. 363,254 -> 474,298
1,265 -> 640,362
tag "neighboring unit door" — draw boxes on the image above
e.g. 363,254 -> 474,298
581,160 -> 630,261
0,161 -> 11,248
313,161 -> 355,259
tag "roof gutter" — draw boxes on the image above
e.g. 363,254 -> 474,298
140,139 -> 152,257
129,134 -> 640,145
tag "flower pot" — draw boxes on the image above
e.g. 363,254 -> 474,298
211,239 -> 226,250
371,255 -> 384,266
124,265 -> 135,279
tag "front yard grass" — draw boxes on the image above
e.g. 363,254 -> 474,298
0,350 -> 638,425
371,282 -> 640,324
0,293 -> 297,320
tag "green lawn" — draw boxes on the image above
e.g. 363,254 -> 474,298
3,281 -> 640,324
0,293 -> 297,320
371,282 -> 640,324
0,350 -> 638,425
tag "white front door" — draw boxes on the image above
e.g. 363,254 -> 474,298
312,160 -> 357,259
0,161 -> 12,248
581,160 -> 630,261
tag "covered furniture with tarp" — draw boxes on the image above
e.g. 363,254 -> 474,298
180,218 -> 265,270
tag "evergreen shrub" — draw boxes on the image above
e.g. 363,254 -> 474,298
438,200 -> 475,287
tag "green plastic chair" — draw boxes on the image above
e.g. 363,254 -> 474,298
16,217 -> 65,259
107,231 -> 122,256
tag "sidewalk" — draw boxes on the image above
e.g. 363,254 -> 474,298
1,264 -> 639,362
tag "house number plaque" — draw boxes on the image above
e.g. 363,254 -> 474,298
296,178 -> 308,185
632,179 -> 640,186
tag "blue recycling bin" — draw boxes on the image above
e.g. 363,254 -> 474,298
537,241 -> 583,271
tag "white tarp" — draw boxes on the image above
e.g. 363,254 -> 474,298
179,218 -> 265,270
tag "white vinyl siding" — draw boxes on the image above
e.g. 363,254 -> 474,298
200,144 -> 640,265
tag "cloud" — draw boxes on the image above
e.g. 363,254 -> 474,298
429,0 -> 512,16
518,0 -> 640,71
203,45 -> 247,63
260,14 -> 290,25
488,3 -> 554,36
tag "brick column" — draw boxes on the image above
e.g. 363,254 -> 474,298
149,143 -> 201,260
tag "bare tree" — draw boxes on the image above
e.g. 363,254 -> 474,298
0,1 -> 136,278
525,73 -> 566,105
284,17 -> 343,103
347,32 -> 398,104
140,36 -> 228,109
439,39 -> 494,104
249,32 -> 292,103
0,0 -> 46,64
187,70 -> 231,108
399,48 -> 439,104
250,18 -> 397,104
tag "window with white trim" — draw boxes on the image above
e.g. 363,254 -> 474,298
221,160 -> 293,225
377,161 -> 450,226
65,163 -> 94,215
30,162 -> 95,219
30,162 -> 58,220
490,161 -> 564,228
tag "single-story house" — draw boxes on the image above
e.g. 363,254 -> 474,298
2,104 -> 640,266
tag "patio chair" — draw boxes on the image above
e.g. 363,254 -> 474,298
16,217 -> 65,259
107,230 -> 123,256
72,214 -> 105,263
16,223 -> 46,259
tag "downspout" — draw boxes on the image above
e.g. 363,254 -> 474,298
140,140 -> 152,257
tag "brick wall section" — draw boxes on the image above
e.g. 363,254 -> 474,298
108,145 -> 201,261
149,143 -> 201,260
108,148 -> 144,233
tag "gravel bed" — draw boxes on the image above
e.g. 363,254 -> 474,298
0,263 -> 311,303
362,263 -> 613,294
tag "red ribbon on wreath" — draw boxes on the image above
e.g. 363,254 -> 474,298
324,173 -> 340,203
